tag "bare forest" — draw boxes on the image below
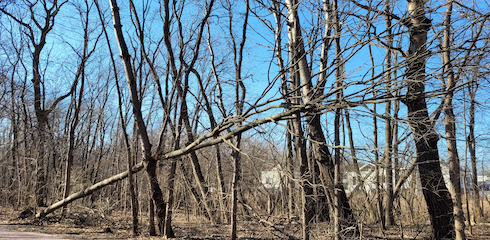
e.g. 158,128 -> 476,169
1,0 -> 490,239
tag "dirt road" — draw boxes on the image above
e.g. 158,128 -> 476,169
0,227 -> 71,239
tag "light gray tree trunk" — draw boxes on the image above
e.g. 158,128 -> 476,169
442,0 -> 465,238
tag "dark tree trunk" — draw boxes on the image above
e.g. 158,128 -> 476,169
403,1 -> 454,237
468,82 -> 482,220
145,158 -> 167,235
285,0 -> 354,228
383,0 -> 394,226
109,0 -> 169,235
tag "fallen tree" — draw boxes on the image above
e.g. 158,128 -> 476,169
36,104 -> 306,218
36,162 -> 144,218
35,92 -> 445,219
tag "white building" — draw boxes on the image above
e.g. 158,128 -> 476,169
261,167 -> 283,189
343,162 -> 417,194
343,163 -> 378,194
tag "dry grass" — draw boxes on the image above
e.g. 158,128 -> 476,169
1,201 -> 490,240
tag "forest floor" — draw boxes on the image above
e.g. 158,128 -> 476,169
1,206 -> 490,239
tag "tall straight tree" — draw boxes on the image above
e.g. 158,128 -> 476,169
468,77 -> 482,221
227,0 -> 249,239
62,0 -> 100,216
95,0 -> 140,232
383,0 -> 394,226
442,0 -> 465,238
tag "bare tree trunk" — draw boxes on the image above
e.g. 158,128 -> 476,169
383,0 -> 394,226
282,27 -> 311,238
109,0 -> 168,235
286,129 -> 295,219
334,100 -> 342,240
164,158 -> 177,238
271,0 -> 296,221
442,1 -> 465,238
62,3 -> 96,214
345,110 -> 376,220
230,1 -> 249,239
403,0 -> 454,238
392,58 -> 401,215
93,0 -> 139,233
285,0 -> 355,229
162,0 -> 216,223
116,60 -> 139,236
333,0 -> 344,237
164,117 -> 181,238
61,66 -> 84,216
367,32 -> 385,229
293,112 -> 311,240
214,145 -> 227,223
21,90 -> 31,206
468,81 -> 482,221
204,27 -> 227,224
230,146 -> 241,240
149,198 -> 156,236
9,59 -> 20,207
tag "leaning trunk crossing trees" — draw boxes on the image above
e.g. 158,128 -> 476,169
36,99 -> 315,219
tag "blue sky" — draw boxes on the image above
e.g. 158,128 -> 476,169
1,0 -> 489,176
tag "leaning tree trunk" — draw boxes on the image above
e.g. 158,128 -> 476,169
35,99 -> 308,219
285,0 -> 355,229
94,2 -> 139,233
109,0 -> 168,235
403,0 -> 454,238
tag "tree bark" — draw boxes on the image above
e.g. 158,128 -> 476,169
442,0 -> 465,238
403,0 -> 454,238
285,0 -> 355,229
109,0 -> 168,234
468,81 -> 482,221
383,0 -> 394,226
230,2 -> 248,238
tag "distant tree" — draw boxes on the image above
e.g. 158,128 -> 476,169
0,0 -> 78,207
